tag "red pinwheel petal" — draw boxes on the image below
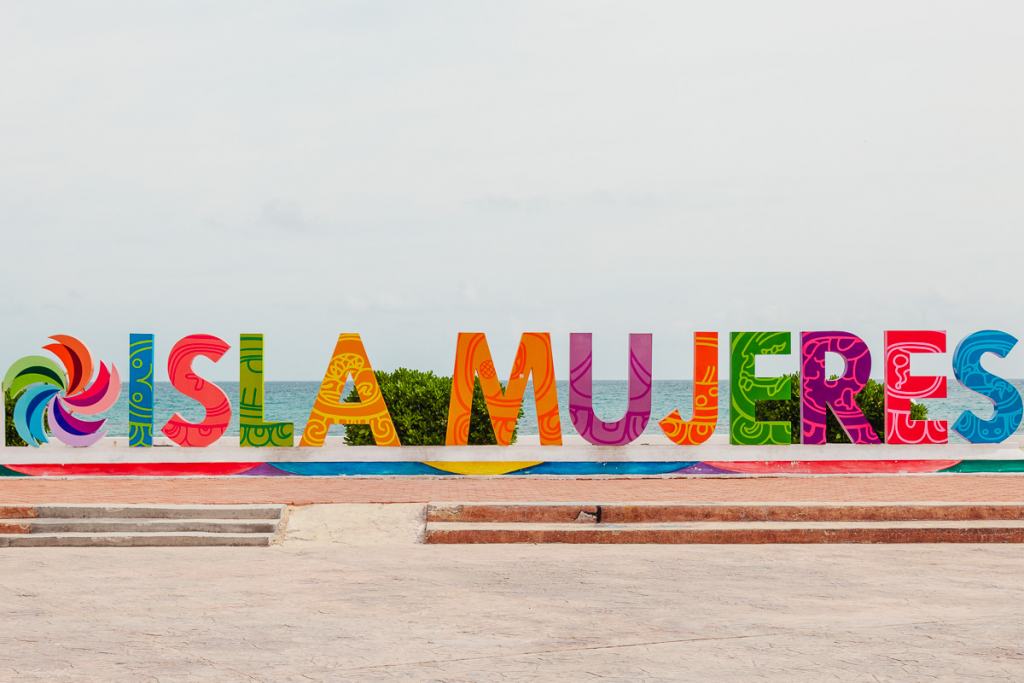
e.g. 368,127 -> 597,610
61,363 -> 121,414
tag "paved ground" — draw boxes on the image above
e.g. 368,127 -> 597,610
3,476 -> 1022,680
0,541 -> 1022,681
1,474 -> 1022,505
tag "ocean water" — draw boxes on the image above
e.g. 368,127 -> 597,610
94,380 -> 1019,441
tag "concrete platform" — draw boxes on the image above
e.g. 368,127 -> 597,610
4,479 -> 1024,546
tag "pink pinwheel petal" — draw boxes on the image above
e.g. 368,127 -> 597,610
60,363 -> 108,406
62,363 -> 121,414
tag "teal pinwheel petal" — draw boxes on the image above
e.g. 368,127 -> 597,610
14,384 -> 60,447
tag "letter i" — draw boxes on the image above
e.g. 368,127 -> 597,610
128,333 -> 154,447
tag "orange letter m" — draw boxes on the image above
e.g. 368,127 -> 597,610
445,332 -> 562,446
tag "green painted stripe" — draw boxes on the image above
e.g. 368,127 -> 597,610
941,460 -> 1024,473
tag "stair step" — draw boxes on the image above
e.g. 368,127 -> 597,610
0,532 -> 276,547
424,520 -> 1024,544
0,506 -> 35,520
0,518 -> 280,534
0,504 -> 284,520
426,502 -> 1024,524
0,504 -> 284,547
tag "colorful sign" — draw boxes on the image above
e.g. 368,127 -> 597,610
3,331 -> 1024,477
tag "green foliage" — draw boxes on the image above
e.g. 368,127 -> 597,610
342,368 -> 521,446
4,391 -> 26,447
755,373 -> 928,443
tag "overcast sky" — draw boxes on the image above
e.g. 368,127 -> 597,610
2,1 -> 1023,381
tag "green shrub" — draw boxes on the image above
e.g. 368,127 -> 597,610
4,391 -> 26,447
343,368 -> 521,446
755,372 -> 928,443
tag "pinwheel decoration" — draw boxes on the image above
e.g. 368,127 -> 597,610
3,335 -> 121,447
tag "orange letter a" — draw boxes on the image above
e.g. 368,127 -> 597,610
300,334 -> 400,447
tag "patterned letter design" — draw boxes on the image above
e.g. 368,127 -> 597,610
128,333 -> 154,447
884,330 -> 947,444
569,333 -> 653,445
445,332 -> 562,446
952,330 -> 1022,443
161,334 -> 232,447
659,332 -> 719,445
730,331 -> 792,445
239,334 -> 294,447
800,331 -> 880,444
300,334 -> 399,447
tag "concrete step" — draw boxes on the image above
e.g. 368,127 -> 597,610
426,502 -> 1024,524
0,506 -> 34,520
0,532 -> 276,547
0,504 -> 284,547
0,504 -> 285,520
0,518 -> 281,534
424,520 -> 1024,544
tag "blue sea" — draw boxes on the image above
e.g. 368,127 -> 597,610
95,380 -> 1020,440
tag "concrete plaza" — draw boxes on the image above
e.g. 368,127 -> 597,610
2,474 -> 1022,679
1,538 -> 1022,681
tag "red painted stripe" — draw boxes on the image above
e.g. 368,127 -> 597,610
4,463 -> 262,477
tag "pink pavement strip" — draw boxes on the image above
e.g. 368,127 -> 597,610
0,474 -> 1022,506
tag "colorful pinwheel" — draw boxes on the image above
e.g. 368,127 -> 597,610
3,335 -> 121,447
